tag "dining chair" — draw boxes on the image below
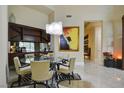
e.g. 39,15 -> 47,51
57,58 -> 76,84
31,61 -> 53,88
13,56 -> 31,86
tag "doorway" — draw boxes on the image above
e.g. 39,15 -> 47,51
84,21 -> 102,64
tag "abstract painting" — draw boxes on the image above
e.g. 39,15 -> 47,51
59,26 -> 79,51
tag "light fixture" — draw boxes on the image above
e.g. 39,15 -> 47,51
66,15 -> 72,18
46,21 -> 63,35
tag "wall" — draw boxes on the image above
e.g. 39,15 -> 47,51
0,5 -> 8,87
8,5 -> 123,63
102,21 -> 113,53
94,26 -> 102,64
113,20 -> 122,59
48,11 -> 55,51
8,5 -> 49,29
110,6 -> 124,59
54,5 -> 114,64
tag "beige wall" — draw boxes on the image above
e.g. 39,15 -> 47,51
48,11 -> 55,52
0,5 -> 8,87
110,6 -> 124,59
54,5 -> 124,62
54,5 -> 114,64
113,20 -> 122,59
8,5 -> 49,29
94,26 -> 102,64
8,5 -> 123,63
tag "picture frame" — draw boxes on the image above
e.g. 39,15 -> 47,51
59,26 -> 79,51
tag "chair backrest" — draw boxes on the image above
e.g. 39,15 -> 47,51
31,61 -> 50,81
13,57 -> 21,74
69,58 -> 76,72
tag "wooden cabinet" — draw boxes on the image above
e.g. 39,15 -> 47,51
8,23 -> 22,41
41,31 -> 50,43
8,22 -> 50,43
22,25 -> 41,42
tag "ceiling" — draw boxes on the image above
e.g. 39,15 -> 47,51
23,5 -> 54,15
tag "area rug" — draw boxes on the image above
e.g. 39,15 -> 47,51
58,73 -> 81,81
10,73 -> 82,88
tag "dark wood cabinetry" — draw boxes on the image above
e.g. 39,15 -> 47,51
41,30 -> 50,43
8,23 -> 22,41
8,23 -> 51,68
22,25 -> 41,42
8,22 -> 50,43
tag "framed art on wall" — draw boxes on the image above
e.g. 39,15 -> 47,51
59,26 -> 79,51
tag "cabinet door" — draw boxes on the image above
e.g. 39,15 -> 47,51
41,30 -> 50,43
23,27 -> 41,42
23,35 -> 41,42
8,23 -> 22,41
47,34 -> 50,42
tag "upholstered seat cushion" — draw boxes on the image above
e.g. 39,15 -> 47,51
19,66 -> 31,75
57,58 -> 75,74
59,65 -> 69,69
57,68 -> 71,74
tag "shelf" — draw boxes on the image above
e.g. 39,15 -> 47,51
84,34 -> 89,48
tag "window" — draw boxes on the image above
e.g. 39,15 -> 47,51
19,42 -> 34,52
40,43 -> 48,51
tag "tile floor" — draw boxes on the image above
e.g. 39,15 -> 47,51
9,62 -> 124,88
75,62 -> 124,88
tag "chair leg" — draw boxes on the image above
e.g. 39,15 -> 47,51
46,80 -> 50,88
69,73 -> 71,84
18,75 -> 21,86
51,75 -> 54,87
33,81 -> 36,88
56,82 -> 59,88
72,72 -> 74,79
55,72 -> 58,80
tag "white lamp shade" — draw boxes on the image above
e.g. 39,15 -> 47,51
46,22 -> 63,35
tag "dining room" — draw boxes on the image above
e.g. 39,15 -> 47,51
5,5 -> 124,88
8,5 -> 82,88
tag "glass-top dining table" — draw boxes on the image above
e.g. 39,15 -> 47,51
19,56 -> 69,87
20,56 -> 53,63
20,56 -> 65,70
21,55 -> 68,69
